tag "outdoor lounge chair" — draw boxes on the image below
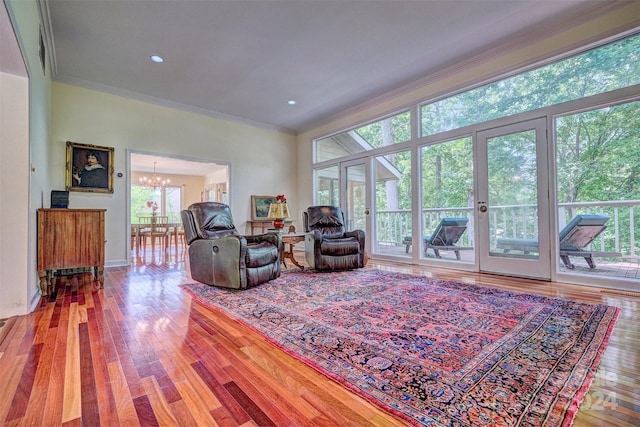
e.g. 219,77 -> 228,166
403,217 -> 471,260
496,214 -> 620,269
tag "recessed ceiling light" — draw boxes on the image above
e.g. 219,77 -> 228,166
150,55 -> 164,63
287,100 -> 296,105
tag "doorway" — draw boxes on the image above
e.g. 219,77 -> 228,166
476,118 -> 551,279
128,151 -> 230,263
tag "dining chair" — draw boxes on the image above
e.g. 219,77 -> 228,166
139,215 -> 171,253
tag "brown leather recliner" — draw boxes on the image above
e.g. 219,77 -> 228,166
303,205 -> 365,271
181,202 -> 282,289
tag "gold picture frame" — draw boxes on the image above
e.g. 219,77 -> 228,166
65,141 -> 114,193
251,195 -> 275,220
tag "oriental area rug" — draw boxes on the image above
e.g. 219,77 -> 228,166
181,269 -> 618,427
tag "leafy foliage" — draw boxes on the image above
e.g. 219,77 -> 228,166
421,34 -> 640,136
421,137 -> 473,209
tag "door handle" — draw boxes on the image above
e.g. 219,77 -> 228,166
478,201 -> 487,213
364,209 -> 370,215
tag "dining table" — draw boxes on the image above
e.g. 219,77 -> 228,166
131,219 -> 181,254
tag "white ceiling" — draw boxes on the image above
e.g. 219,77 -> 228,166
42,0 -> 611,134
130,153 -> 226,176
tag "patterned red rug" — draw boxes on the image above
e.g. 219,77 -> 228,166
181,268 -> 618,426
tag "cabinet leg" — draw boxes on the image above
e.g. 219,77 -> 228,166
38,270 -> 49,296
95,265 -> 104,288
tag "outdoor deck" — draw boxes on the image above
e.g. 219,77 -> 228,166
374,244 -> 640,280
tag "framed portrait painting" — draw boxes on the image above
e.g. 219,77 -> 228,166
251,195 -> 275,220
65,141 -> 114,193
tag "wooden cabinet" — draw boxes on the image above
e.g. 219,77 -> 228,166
37,208 -> 106,295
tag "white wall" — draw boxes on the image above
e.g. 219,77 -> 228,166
0,72 -> 30,317
51,83 -> 297,266
2,0 -> 52,316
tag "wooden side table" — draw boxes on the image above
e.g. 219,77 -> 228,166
247,220 -> 293,235
281,232 -> 307,270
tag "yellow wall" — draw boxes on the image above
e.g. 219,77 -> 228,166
51,83 -> 298,266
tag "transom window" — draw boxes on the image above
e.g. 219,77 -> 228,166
314,111 -> 410,163
420,33 -> 640,137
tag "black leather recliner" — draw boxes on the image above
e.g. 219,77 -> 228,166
181,202 -> 282,289
303,205 -> 365,271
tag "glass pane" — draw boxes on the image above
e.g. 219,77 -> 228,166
555,101 -> 639,277
421,34 -> 640,137
165,186 -> 182,223
131,185 -> 160,222
420,137 -> 474,261
345,165 -> 366,232
374,150 -> 411,256
315,111 -> 410,163
353,111 -> 411,148
488,130 -> 539,259
314,166 -> 339,206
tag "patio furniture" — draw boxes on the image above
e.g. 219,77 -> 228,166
404,217 -> 471,260
496,214 -> 620,269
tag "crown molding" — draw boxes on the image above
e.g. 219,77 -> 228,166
53,75 -> 296,136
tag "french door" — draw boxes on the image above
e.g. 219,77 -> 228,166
476,118 -> 551,279
340,158 -> 371,238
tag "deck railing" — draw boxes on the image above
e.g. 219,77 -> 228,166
375,200 -> 640,259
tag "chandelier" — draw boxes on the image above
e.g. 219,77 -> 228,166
139,162 -> 170,188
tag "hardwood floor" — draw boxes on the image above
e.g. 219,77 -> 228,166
0,251 -> 638,426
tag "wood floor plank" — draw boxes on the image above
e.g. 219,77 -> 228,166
132,394 -> 159,427
0,354 -> 27,423
107,360 -> 138,426
167,398 -> 199,427
0,255 -> 636,426
239,343 -> 325,421
62,303 -> 81,423
22,322 -> 59,426
87,306 -> 120,426
42,298 -> 70,427
166,350 -> 224,411
5,343 -> 43,422
78,322 -> 100,426
223,364 -> 308,426
140,376 -> 178,426
191,360 -> 252,425
172,380 -> 221,427
104,308 -> 145,398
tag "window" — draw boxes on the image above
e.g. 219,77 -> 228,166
374,150 -> 412,255
421,34 -> 640,137
420,137 -> 474,256
314,111 -> 410,163
555,100 -> 640,259
131,185 -> 182,223
314,166 -> 339,206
